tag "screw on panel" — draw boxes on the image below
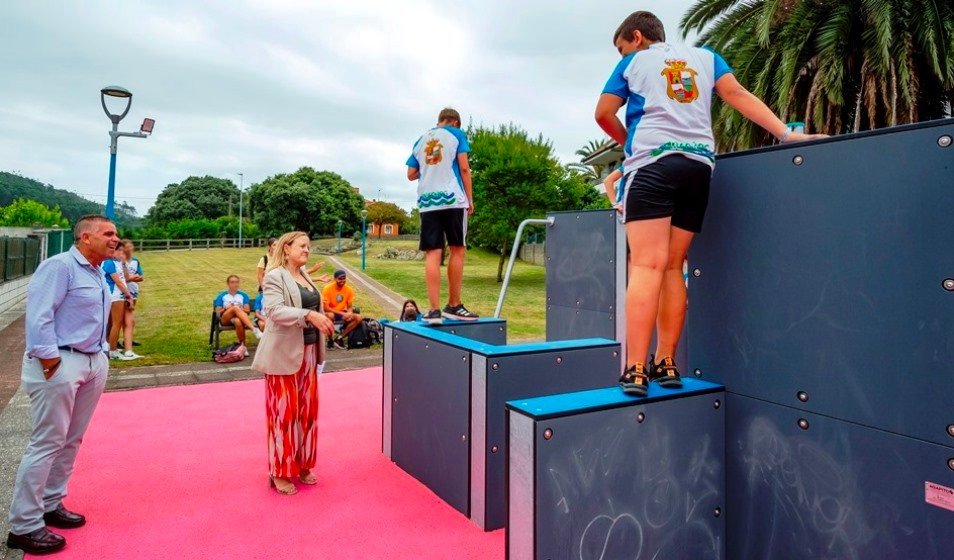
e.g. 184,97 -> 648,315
424,344 -> 429,350
492,363 -> 499,370
797,391 -> 809,403
450,329 -> 456,334
798,418 -> 810,430
499,326 -> 504,332
491,446 -> 499,454
694,369 -> 702,378
461,434 -> 467,442
613,351 -> 619,358
947,424 -> 954,438
462,356 -> 467,362
713,507 -> 722,517
556,357 -> 563,364
713,399 -> 721,409
948,458 -> 954,471
793,155 -> 804,166
692,268 -> 702,277
543,428 -> 553,440
939,135 -> 952,148
637,412 -> 646,423
943,279 -> 954,292
393,397 -> 398,403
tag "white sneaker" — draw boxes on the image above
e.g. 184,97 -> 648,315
119,351 -> 142,361
253,327 -> 264,339
243,348 -> 250,357
109,350 -> 122,360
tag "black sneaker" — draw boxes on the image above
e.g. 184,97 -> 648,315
619,364 -> 650,396
442,304 -> 479,321
649,354 -> 683,388
332,336 -> 347,350
423,309 -> 443,325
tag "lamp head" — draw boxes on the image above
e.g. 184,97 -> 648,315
360,209 -> 368,219
100,85 -> 133,123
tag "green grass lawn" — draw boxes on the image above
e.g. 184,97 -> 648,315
130,247 -> 387,367
337,239 -> 547,341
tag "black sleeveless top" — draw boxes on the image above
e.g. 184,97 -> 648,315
299,284 -> 321,345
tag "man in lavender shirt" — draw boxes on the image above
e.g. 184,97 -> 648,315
6,215 -> 117,555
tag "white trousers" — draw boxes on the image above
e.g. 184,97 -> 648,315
8,350 -> 107,534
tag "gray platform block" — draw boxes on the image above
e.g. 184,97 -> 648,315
726,393 -> 954,560
383,320 -> 621,527
471,340 -> 621,530
508,379 -> 725,560
688,120 -> 954,446
430,318 -> 507,345
387,327 -> 472,514
546,210 -> 625,347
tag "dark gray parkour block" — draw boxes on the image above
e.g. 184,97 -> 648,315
726,393 -> 954,560
545,210 -> 625,345
507,379 -> 725,560
545,209 -> 689,369
688,119 -> 954,446
382,319 -> 620,531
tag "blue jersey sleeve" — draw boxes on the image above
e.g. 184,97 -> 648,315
447,126 -> 470,154
602,54 -> 635,99
213,291 -> 225,308
136,261 -> 143,276
703,47 -> 733,81
239,291 -> 250,306
102,260 -> 115,275
406,136 -> 422,168
253,294 -> 263,312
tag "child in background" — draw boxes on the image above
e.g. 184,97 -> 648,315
122,239 -> 144,355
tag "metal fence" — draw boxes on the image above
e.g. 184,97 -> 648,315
0,236 -> 41,283
134,238 -> 268,252
46,230 -> 71,258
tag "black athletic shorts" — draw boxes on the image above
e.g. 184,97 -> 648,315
623,155 -> 712,233
419,208 -> 467,251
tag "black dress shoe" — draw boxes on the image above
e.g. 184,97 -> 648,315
6,527 -> 66,554
43,505 -> 86,529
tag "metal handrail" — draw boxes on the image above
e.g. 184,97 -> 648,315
493,217 -> 554,318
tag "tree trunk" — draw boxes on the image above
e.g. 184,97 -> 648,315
496,241 -> 509,283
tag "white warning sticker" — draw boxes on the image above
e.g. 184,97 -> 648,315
925,481 -> 954,513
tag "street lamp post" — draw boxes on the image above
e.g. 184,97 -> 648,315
360,209 -> 368,270
336,219 -> 343,254
100,85 -> 154,219
237,173 -> 244,248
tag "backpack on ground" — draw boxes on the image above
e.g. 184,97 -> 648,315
364,318 -> 384,345
213,342 -> 247,363
347,321 -> 372,349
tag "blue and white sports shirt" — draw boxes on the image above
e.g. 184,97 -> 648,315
603,42 -> 732,174
406,125 -> 470,213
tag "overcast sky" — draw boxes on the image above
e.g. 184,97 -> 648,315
0,1 -> 696,215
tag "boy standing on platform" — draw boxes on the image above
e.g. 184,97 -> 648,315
406,108 -> 478,324
595,11 -> 823,396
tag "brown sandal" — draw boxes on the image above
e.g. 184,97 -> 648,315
269,477 -> 298,495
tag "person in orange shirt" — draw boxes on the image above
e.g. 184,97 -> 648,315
321,270 -> 362,349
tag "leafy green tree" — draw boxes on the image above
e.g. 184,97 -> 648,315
247,167 -> 365,237
366,201 -> 408,237
467,124 -> 605,281
0,199 -> 69,228
681,0 -> 954,150
403,207 -> 421,235
146,176 -> 240,225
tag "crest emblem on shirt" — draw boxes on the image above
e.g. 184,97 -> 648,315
424,138 -> 444,165
661,59 -> 699,103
